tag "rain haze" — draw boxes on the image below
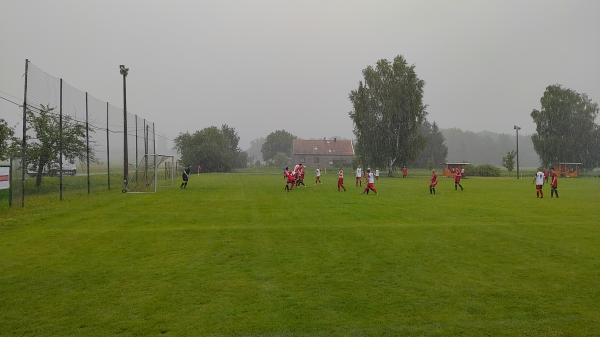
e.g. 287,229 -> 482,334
1,0 -> 599,149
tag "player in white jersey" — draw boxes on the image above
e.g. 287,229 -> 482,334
355,167 -> 363,187
375,169 -> 380,181
534,169 -> 545,198
315,168 -> 321,184
363,168 -> 377,194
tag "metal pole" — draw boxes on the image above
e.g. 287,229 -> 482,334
21,59 -> 29,207
120,65 -> 128,192
59,78 -> 63,201
516,127 -> 520,179
20,59 -> 28,208
144,121 -> 148,186
106,102 -> 110,190
153,123 -> 157,192
8,159 -> 13,207
135,114 -> 138,184
85,92 -> 90,194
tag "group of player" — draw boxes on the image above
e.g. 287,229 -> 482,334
534,167 -> 559,198
427,168 -> 463,195
283,163 -> 308,191
284,164 -> 380,194
336,166 -> 379,194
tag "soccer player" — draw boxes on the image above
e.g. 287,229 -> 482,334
180,166 -> 191,189
534,169 -> 545,198
402,166 -> 408,178
337,168 -> 346,192
550,168 -> 559,198
355,166 -> 362,186
285,166 -> 296,191
454,168 -> 464,191
315,167 -> 321,184
429,169 -> 438,195
296,163 -> 306,187
363,168 -> 377,194
375,169 -> 380,181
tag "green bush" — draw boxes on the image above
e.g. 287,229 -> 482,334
463,164 -> 501,177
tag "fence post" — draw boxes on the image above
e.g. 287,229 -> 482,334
20,59 -> 28,208
8,158 -> 13,207
135,115 -> 138,184
85,92 -> 90,194
59,78 -> 63,201
143,119 -> 147,186
153,123 -> 156,191
106,102 -> 110,190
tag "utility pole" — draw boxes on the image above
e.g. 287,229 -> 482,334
514,125 -> 521,179
120,65 -> 129,192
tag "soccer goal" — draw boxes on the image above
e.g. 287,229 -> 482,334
127,154 -> 175,193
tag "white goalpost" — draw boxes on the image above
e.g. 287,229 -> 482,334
127,154 -> 175,193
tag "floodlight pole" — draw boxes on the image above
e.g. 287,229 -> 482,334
120,65 -> 129,192
20,59 -> 29,207
514,125 -> 521,179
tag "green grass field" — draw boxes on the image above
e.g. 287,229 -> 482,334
1,173 -> 599,336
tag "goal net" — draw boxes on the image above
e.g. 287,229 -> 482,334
127,154 -> 175,193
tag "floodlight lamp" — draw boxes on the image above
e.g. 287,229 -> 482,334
119,65 -> 129,76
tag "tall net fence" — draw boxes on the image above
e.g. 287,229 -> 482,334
11,60 -> 175,207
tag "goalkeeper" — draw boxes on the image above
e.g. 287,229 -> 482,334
180,166 -> 191,189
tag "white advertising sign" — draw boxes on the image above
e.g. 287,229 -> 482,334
0,167 -> 9,190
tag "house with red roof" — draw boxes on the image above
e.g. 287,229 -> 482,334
292,138 -> 354,168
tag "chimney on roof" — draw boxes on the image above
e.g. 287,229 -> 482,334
334,137 -> 336,142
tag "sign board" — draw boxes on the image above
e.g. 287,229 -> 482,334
0,166 -> 9,190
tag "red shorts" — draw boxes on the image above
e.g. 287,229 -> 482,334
536,185 -> 543,190
338,178 -> 344,186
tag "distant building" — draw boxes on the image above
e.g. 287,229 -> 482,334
292,138 -> 354,168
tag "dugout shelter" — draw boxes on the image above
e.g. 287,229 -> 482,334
557,162 -> 582,178
443,162 -> 470,177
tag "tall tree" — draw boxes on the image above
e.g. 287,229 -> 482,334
531,85 -> 599,168
261,130 -> 295,162
411,121 -> 447,168
174,124 -> 246,172
25,105 -> 89,187
349,55 -> 427,174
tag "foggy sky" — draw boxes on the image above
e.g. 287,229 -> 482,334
1,0 -> 599,148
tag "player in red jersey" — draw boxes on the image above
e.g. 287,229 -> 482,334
550,167 -> 559,198
454,168 -> 464,191
363,168 -> 377,194
296,163 -> 306,187
429,169 -> 438,195
284,166 -> 296,191
402,166 -> 408,178
337,168 -> 346,192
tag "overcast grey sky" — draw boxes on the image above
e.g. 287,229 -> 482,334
1,0 -> 599,148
